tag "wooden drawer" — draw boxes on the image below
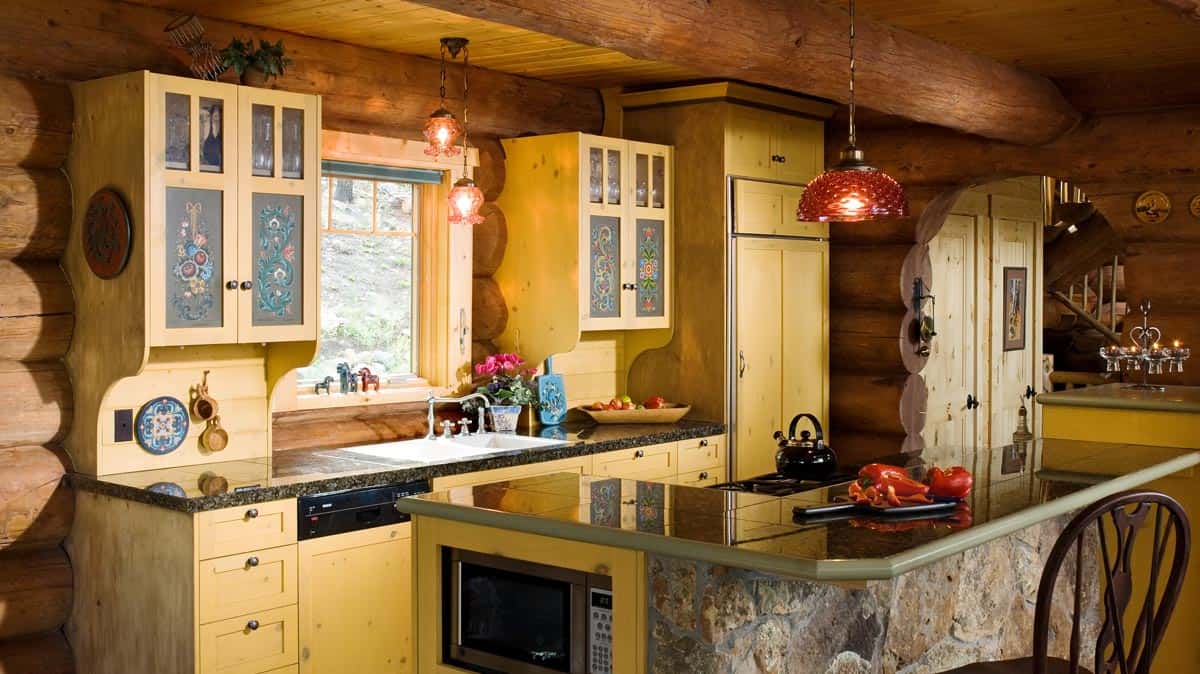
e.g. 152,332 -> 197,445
200,545 -> 298,623
678,435 -> 723,473
199,604 -> 298,674
677,467 -> 722,487
262,667 -> 298,674
432,455 -> 593,491
198,499 -> 297,560
594,442 -> 676,480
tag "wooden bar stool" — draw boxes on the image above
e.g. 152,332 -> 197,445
944,490 -> 1190,674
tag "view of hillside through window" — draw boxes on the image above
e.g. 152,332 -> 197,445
296,174 -> 417,386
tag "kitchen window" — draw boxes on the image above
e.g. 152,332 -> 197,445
296,162 -> 441,385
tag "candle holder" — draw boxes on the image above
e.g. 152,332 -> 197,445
1098,298 -> 1189,392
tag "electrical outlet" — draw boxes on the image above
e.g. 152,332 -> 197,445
114,409 -> 134,443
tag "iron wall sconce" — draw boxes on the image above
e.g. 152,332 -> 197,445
909,277 -> 936,357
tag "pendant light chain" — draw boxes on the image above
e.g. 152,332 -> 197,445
438,41 -> 448,105
848,0 -> 857,149
461,44 -> 470,173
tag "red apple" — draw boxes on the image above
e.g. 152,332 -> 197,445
644,396 -> 666,409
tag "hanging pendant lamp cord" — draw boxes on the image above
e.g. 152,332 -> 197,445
461,44 -> 470,173
848,0 -> 857,149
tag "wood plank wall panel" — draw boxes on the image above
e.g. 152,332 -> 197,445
0,75 -> 75,671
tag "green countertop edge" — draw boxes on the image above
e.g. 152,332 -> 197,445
1037,387 -> 1200,413
396,451 -> 1200,581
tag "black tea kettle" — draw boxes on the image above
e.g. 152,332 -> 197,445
773,413 -> 837,480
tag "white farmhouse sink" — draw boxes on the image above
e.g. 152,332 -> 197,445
343,433 -> 565,464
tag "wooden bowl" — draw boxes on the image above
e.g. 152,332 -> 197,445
577,403 -> 691,425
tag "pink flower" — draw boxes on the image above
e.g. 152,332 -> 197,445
283,244 -> 295,261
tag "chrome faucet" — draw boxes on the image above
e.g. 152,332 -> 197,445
426,393 -> 491,440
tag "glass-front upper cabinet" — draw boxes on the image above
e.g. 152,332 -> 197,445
578,135 -> 672,331
237,87 -> 320,343
150,76 -> 240,346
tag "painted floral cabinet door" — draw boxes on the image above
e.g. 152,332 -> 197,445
237,88 -> 320,342
150,76 -> 240,346
580,137 -> 631,330
628,142 -> 671,329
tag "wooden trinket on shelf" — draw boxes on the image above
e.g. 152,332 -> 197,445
314,376 -> 333,395
199,417 -> 228,452
358,367 -> 381,392
337,362 -> 357,393
197,471 -> 229,496
191,370 -> 218,420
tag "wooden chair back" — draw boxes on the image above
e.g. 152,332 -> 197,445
1033,490 -> 1190,674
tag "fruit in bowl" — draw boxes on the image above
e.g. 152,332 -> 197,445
644,395 -> 666,409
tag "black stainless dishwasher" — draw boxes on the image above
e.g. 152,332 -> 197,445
297,480 -> 430,540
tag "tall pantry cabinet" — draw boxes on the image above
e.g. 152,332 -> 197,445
620,83 -> 835,480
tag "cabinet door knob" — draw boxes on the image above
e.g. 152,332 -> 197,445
621,282 -> 637,291
699,439 -> 709,447
245,556 -> 259,568
634,449 -> 645,459
225,280 -> 239,290
777,155 -> 786,163
245,508 -> 259,519
966,394 -> 980,410
240,281 -> 253,291
699,471 -> 709,480
245,619 -> 260,631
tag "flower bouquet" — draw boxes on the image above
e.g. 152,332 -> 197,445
469,353 -> 540,432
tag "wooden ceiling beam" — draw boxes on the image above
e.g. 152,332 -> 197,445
1153,0 -> 1200,21
405,0 -> 1082,145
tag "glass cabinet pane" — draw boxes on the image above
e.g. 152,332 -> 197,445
588,215 -> 621,319
165,187 -> 223,328
652,156 -> 665,209
635,154 -> 649,208
251,193 -> 303,326
606,150 -> 621,205
588,148 -> 603,204
635,219 -> 665,318
281,107 -> 304,179
165,93 -> 190,171
251,104 -> 275,177
198,97 -> 224,173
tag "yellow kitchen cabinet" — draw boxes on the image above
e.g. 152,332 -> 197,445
594,442 -> 678,481
69,495 -> 302,674
431,454 -> 594,491
732,179 -> 827,239
298,523 -> 413,674
726,104 -> 823,184
65,70 -> 321,475
494,132 -> 673,365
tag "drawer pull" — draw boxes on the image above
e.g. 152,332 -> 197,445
634,449 -> 645,459
245,556 -> 259,568
699,471 -> 709,480
245,619 -> 260,631
245,508 -> 259,519
699,439 -> 709,447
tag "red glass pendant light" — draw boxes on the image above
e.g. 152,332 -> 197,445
445,38 -> 486,226
423,38 -> 468,158
798,0 -> 908,222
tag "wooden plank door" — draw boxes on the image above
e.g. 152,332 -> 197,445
734,237 -> 827,480
148,74 -> 240,346
236,87 -> 320,343
924,205 -> 983,450
770,116 -> 824,185
988,191 -> 1043,447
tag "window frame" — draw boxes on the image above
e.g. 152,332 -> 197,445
273,130 -> 477,411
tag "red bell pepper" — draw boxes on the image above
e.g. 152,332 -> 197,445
928,466 -> 973,499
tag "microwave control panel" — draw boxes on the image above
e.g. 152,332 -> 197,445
589,588 -> 613,674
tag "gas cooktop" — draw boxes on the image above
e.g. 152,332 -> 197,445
710,472 -> 854,497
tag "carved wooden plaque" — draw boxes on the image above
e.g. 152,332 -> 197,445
82,188 -> 132,279
1133,190 -> 1171,225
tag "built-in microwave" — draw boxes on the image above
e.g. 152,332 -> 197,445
444,549 -> 613,674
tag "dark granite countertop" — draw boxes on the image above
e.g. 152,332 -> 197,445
68,420 -> 724,512
398,439 -> 1199,581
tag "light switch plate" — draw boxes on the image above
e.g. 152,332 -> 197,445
114,409 -> 133,443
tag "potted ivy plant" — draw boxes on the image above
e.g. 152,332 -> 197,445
220,38 -> 293,87
470,353 -> 541,432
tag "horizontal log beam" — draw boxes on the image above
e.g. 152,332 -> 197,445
830,244 -> 929,310
831,308 -> 926,375
0,445 -> 73,552
862,107 -> 1200,188
472,277 -> 508,341
0,260 -> 72,319
0,361 -> 72,450
829,373 -> 926,437
409,0 -> 1079,145
1124,242 -> 1200,310
0,547 -> 72,640
0,76 -> 72,169
0,631 -> 75,674
472,204 -> 507,278
0,0 -> 602,140
0,315 -> 72,363
0,168 -> 71,261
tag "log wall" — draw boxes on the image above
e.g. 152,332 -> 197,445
0,76 -> 76,673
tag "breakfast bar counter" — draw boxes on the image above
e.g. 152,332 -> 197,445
398,439 -> 1198,673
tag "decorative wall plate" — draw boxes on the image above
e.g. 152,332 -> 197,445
82,188 -> 132,279
1190,195 -> 1200,219
1134,190 -> 1171,225
135,396 -> 190,455
146,482 -> 187,498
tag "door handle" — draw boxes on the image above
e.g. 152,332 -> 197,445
1024,385 -> 1037,399
966,394 -> 980,410
738,350 -> 746,379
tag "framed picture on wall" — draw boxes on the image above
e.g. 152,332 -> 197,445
1003,266 -> 1028,351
